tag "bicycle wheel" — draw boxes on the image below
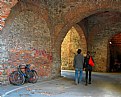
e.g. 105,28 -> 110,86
11,71 -> 25,85
9,71 -> 17,85
28,70 -> 38,83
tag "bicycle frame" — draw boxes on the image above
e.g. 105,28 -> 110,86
9,64 -> 38,85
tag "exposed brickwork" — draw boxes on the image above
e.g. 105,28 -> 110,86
0,0 -> 17,30
1,4 -> 52,82
0,0 -> 121,84
86,12 -> 121,72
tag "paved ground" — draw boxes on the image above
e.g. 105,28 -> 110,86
0,70 -> 121,97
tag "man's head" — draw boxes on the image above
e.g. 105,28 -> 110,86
77,49 -> 81,54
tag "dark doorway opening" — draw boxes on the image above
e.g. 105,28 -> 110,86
109,33 -> 121,72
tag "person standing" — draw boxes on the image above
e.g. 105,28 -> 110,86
84,51 -> 94,86
73,49 -> 84,85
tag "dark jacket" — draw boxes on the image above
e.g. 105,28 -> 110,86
84,56 -> 94,71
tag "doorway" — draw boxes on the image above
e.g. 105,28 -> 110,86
109,33 -> 121,72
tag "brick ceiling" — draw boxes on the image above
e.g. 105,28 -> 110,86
111,33 -> 121,46
0,0 -> 18,30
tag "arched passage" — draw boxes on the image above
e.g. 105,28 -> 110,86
109,33 -> 121,72
54,1 -> 121,53
55,1 -> 121,71
61,25 -> 87,70
1,1 -> 52,80
1,1 -> 121,83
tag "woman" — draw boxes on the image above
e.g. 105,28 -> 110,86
84,51 -> 94,86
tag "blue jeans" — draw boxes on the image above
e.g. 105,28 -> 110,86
75,68 -> 83,84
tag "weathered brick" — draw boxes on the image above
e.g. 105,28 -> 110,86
0,0 -> 121,84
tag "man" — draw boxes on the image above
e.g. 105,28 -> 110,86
84,51 -> 94,86
73,49 -> 84,85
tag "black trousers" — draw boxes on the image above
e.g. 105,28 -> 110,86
85,70 -> 92,84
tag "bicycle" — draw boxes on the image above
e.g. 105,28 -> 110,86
9,64 -> 38,86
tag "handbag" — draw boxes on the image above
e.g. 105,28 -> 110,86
89,56 -> 94,67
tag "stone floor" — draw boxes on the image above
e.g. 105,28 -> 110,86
1,70 -> 121,97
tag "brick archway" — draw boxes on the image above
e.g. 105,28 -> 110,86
1,1 -> 49,34
87,13 -> 121,72
1,1 -> 53,79
108,32 -> 121,72
53,1 -> 121,73
54,1 -> 121,53
1,1 -> 121,83
61,24 -> 87,70
73,24 -> 87,55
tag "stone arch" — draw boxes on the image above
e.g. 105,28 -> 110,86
108,32 -> 121,72
73,24 -> 87,55
55,1 -> 121,52
87,15 -> 121,72
1,1 -> 53,78
61,24 -> 87,70
2,1 -> 49,35
54,1 -> 121,73
1,1 -> 121,82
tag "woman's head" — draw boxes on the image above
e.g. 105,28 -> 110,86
87,51 -> 91,56
87,51 -> 90,54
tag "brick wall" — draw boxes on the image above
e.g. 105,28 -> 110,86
0,2 -> 53,83
87,12 -> 121,72
1,0 -> 121,84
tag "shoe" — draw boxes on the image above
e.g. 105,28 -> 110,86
75,82 -> 78,85
85,83 -> 88,86
78,81 -> 81,84
78,81 -> 79,84
88,82 -> 91,84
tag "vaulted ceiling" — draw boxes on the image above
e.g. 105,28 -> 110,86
0,0 -> 17,30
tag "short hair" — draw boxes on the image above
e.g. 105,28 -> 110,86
77,49 -> 81,54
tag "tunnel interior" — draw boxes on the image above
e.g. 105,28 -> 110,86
61,11 -> 121,72
1,0 -> 121,84
109,33 -> 121,72
61,26 -> 87,70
